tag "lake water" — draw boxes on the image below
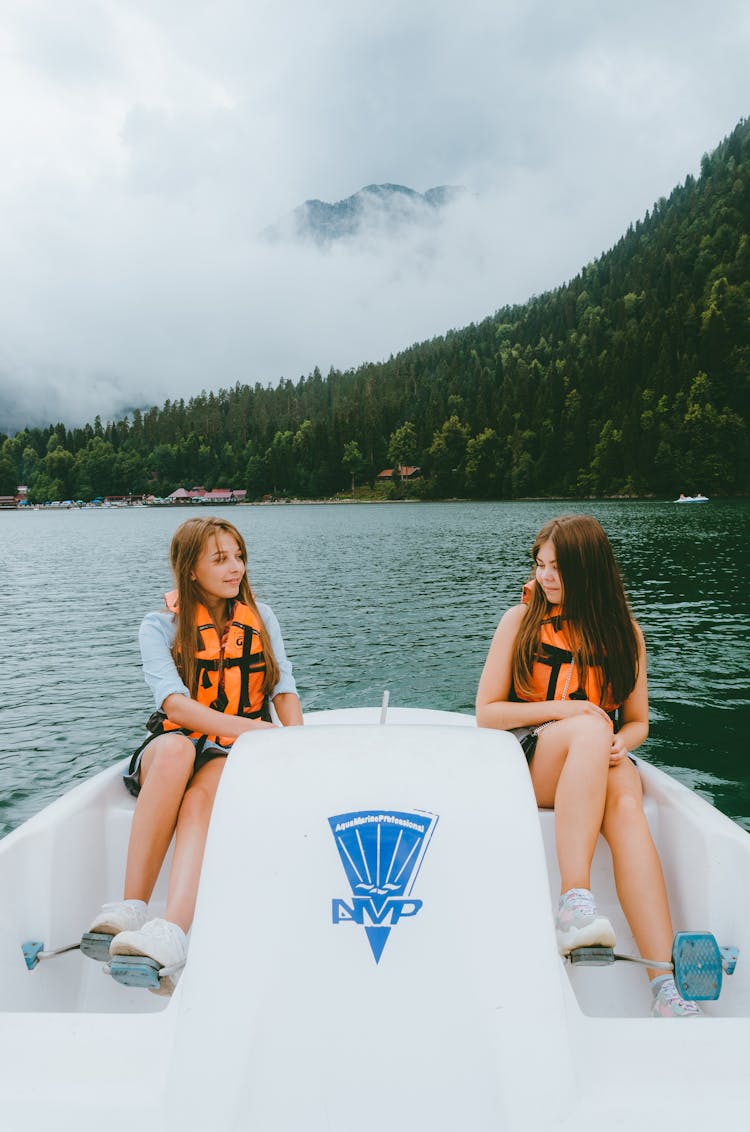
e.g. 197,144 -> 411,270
1,499 -> 749,837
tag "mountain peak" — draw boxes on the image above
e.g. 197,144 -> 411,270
262,183 -> 468,245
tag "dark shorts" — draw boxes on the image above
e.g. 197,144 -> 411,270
508,726 -> 542,764
122,732 -> 231,798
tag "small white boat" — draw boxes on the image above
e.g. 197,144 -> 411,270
1,706 -> 748,1131
674,494 -> 709,503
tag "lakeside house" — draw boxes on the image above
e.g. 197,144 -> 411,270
1,485 -> 29,509
0,485 -> 250,509
375,465 -> 422,482
165,486 -> 247,505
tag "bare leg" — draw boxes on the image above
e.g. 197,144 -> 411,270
123,734 -> 195,903
529,716 -> 613,892
164,757 -> 226,932
601,759 -> 674,979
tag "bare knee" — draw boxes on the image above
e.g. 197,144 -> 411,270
548,715 -> 612,774
604,789 -> 645,829
530,715 -> 611,802
140,735 -> 195,790
566,714 -> 613,750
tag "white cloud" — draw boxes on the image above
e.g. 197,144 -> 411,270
0,0 -> 748,431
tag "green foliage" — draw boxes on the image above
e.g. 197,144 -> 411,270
387,422 -> 418,474
465,428 -> 503,498
0,452 -> 17,495
4,119 -> 750,501
342,440 -> 366,491
426,415 -> 470,496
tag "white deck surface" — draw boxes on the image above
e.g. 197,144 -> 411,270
1,709 -> 748,1129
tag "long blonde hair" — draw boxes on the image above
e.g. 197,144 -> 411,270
168,516 -> 280,699
512,514 -> 640,707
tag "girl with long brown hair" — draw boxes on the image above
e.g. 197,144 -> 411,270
476,514 -> 700,1017
86,516 -> 302,992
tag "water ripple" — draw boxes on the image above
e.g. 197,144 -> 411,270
1,500 -> 748,836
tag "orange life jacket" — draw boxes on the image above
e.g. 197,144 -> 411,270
516,582 -> 619,712
161,589 -> 269,747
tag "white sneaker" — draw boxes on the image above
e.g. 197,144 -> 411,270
555,888 -> 616,955
111,918 -> 188,996
88,900 -> 148,936
651,975 -> 704,1018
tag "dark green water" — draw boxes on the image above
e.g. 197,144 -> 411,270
1,499 -> 748,837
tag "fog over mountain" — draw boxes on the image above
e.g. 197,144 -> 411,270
262,183 -> 470,245
0,180 -> 626,433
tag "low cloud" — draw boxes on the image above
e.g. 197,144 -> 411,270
1,0 -> 748,432
0,182 -> 639,431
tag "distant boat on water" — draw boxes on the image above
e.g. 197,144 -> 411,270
675,493 -> 709,503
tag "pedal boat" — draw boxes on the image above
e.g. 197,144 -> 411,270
1,706 -> 748,1131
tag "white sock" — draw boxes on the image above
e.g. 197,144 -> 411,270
650,974 -> 673,996
559,887 -> 594,907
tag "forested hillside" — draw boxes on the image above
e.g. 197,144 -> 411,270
2,119 -> 749,502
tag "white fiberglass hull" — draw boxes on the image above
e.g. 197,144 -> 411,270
1,707 -> 748,1130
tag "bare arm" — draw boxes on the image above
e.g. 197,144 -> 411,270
610,625 -> 649,759
476,605 -> 564,729
162,693 -> 275,737
272,692 -> 304,726
475,604 -> 614,731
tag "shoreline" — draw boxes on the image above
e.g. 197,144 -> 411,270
3,494 -> 736,512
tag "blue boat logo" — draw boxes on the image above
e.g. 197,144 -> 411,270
329,809 -> 438,962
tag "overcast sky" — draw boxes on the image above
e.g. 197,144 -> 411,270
1,0 -> 748,432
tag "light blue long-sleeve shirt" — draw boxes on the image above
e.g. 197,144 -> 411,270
138,601 -> 298,711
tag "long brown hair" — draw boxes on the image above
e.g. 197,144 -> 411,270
168,516 -> 280,699
512,514 -> 640,706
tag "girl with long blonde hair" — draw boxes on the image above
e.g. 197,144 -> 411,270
86,516 -> 302,992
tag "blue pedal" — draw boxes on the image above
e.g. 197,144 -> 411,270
80,932 -> 114,962
109,955 -> 162,990
22,941 -> 45,971
569,946 -> 615,966
672,932 -> 723,1001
